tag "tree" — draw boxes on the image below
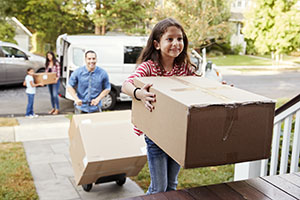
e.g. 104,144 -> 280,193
243,0 -> 300,55
0,0 -> 94,51
151,0 -> 233,49
90,0 -> 154,35
0,21 -> 16,43
0,0 -> 28,43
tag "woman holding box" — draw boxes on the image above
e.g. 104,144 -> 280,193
45,51 -> 60,115
122,18 -> 196,194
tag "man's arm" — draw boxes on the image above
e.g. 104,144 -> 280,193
90,89 -> 110,106
67,86 -> 82,106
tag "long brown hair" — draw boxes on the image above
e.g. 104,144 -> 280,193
45,51 -> 58,69
137,18 -> 193,75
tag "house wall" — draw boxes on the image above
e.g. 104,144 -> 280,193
14,25 -> 31,51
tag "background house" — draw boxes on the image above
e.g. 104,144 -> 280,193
7,17 -> 32,51
230,0 -> 252,54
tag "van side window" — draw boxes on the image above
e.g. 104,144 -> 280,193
73,48 -> 85,67
124,46 -> 143,64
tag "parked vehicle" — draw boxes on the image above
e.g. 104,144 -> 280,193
0,41 -> 45,85
56,34 -> 222,110
191,49 -> 222,82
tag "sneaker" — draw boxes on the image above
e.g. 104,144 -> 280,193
32,114 -> 39,118
25,115 -> 34,119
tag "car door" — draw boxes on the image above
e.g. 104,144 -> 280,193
2,46 -> 30,83
0,47 -> 6,84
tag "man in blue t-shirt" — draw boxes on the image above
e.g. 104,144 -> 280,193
67,50 -> 111,113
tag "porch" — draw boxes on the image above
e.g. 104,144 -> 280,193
124,172 -> 300,200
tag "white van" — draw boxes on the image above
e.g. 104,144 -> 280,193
56,34 -> 222,110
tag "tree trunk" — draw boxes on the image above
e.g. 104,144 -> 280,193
95,1 -> 101,35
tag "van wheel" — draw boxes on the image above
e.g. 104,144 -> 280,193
101,91 -> 116,110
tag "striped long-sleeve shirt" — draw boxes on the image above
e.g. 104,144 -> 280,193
125,60 -> 195,136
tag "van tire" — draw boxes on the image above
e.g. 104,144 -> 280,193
101,91 -> 116,110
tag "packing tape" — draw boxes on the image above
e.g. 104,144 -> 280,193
83,156 -> 88,168
222,104 -> 239,141
170,77 -> 231,102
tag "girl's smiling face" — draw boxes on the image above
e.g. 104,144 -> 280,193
154,26 -> 184,60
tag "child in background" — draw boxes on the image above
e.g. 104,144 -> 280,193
122,18 -> 195,194
23,68 -> 43,118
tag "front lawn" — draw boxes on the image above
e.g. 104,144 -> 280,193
209,55 -> 274,66
131,163 -> 234,193
0,142 -> 38,200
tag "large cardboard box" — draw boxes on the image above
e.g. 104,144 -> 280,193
33,72 -> 57,85
69,110 -> 147,185
132,76 -> 275,169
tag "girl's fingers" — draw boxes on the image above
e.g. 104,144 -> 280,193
143,83 -> 153,90
145,96 -> 156,102
145,101 -> 154,112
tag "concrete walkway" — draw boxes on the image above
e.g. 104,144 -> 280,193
0,115 -> 145,200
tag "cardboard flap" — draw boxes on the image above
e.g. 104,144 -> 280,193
79,121 -> 146,162
134,76 -> 275,107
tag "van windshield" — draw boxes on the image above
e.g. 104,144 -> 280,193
73,48 -> 85,67
124,46 -> 143,64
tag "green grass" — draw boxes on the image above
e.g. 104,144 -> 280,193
131,163 -> 234,192
208,55 -> 274,66
65,114 -> 73,121
0,142 -> 38,200
276,98 -> 290,109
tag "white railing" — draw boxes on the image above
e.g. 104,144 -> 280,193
234,95 -> 300,181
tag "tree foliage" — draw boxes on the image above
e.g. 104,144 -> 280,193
0,0 -> 93,50
243,0 -> 300,55
90,0 -> 154,35
151,0 -> 233,49
0,20 -> 16,43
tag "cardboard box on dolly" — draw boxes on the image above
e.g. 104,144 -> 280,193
68,110 -> 147,186
132,76 -> 275,169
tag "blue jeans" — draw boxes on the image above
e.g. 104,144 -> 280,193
74,106 -> 102,114
26,93 -> 35,116
145,135 -> 181,195
48,80 -> 60,109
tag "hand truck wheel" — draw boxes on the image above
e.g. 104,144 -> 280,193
116,177 -> 126,186
82,183 -> 93,192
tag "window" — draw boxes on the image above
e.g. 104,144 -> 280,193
1,46 -> 27,58
0,48 -> 4,57
237,0 -> 242,7
124,46 -> 143,64
73,48 -> 85,67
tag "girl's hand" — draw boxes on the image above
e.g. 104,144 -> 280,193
138,83 -> 156,112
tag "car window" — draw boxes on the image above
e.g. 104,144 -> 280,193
2,46 -> 27,58
0,48 -> 4,57
124,46 -> 143,64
